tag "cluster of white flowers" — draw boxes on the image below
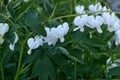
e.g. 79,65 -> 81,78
2,2 -> 120,55
27,22 -> 69,54
74,3 -> 120,45
0,23 -> 19,51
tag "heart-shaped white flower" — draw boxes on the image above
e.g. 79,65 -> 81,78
27,35 -> 43,55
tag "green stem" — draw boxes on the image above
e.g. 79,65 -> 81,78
14,44 -> 24,80
74,60 -> 77,80
0,53 -> 6,80
50,10 -> 115,22
15,1 -> 34,22
14,32 -> 33,80
20,62 -> 33,74
48,3 -> 58,22
1,65 -> 4,80
0,13 -> 14,25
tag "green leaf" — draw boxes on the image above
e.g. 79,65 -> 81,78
23,50 -> 41,64
58,47 -> 69,55
107,67 -> 120,77
58,47 -> 82,64
31,53 -> 55,80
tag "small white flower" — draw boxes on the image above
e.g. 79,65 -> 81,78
43,27 -> 58,46
0,23 -> 9,35
112,21 -> 120,32
9,32 -> 19,51
87,15 -> 104,33
88,3 -> 102,12
0,23 -> 9,44
27,35 -> 43,55
43,22 -> 69,45
75,5 -> 85,14
73,15 -> 88,32
103,13 -> 119,32
56,22 -> 69,42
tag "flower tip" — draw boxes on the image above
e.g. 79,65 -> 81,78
9,44 -> 15,51
0,38 -> 4,45
27,49 -> 32,55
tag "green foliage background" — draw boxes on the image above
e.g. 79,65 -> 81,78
0,0 -> 120,80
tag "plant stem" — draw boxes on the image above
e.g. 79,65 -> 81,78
48,3 -> 58,22
20,62 -> 33,74
14,44 -> 24,80
15,1 -> 34,22
74,60 -> 77,80
0,13 -> 14,25
0,53 -> 6,80
49,10 -> 120,22
14,32 -> 33,80
1,64 -> 4,80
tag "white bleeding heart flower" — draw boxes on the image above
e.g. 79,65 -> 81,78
75,5 -> 85,14
42,22 -> 69,45
27,35 -> 43,55
56,22 -> 69,42
88,3 -> 102,12
73,15 -> 88,32
103,13 -> 119,32
0,23 -> 9,44
111,21 -> 120,32
42,27 -> 58,46
9,32 -> 19,51
87,15 -> 104,33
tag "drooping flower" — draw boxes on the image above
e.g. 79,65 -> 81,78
56,22 -> 69,42
27,35 -> 43,55
88,3 -> 102,12
103,13 -> 119,32
42,27 -> 58,46
73,15 -> 88,32
9,32 -> 19,51
75,5 -> 86,14
42,22 -> 69,45
86,15 -> 104,33
0,23 -> 9,44
112,21 -> 120,32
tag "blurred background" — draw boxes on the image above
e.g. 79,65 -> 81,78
106,0 -> 120,11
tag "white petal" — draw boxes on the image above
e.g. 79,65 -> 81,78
9,44 -> 15,51
60,37 -> 64,42
88,4 -> 95,11
4,23 -> 9,33
27,49 -> 32,55
96,26 -> 103,33
0,38 -> 4,44
73,26 -> 81,31
13,32 -> 19,44
75,5 -> 85,14
27,38 -> 34,49
0,23 -> 9,35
